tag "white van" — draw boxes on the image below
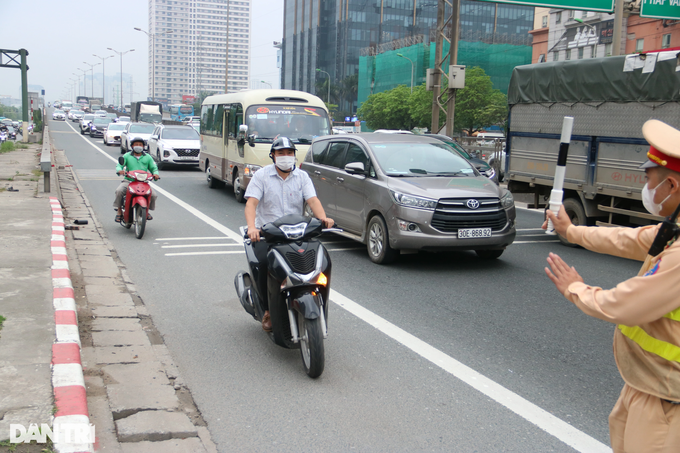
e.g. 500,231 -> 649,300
476,132 -> 505,144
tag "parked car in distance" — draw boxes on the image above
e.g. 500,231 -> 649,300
426,134 -> 497,183
52,110 -> 66,121
94,110 -> 108,117
148,124 -> 201,169
301,133 -> 516,264
89,117 -> 113,138
120,122 -> 156,154
79,114 -> 96,135
103,122 -> 127,146
116,116 -> 131,123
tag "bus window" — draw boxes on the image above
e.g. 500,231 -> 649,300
229,104 -> 243,138
213,104 -> 224,137
245,105 -> 330,143
201,104 -> 215,136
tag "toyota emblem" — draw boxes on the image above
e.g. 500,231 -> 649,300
466,199 -> 480,210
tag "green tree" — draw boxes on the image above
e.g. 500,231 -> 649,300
193,91 -> 215,115
357,85 -> 413,130
453,66 -> 507,135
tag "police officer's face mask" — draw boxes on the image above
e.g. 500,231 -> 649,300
642,178 -> 671,216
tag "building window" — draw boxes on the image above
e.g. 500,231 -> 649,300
568,10 -> 574,19
542,15 -> 547,27
578,47 -> 584,59
566,49 -> 571,60
663,34 -> 671,49
538,54 -> 546,63
554,51 -> 559,61
555,11 -> 561,24
636,38 -> 644,53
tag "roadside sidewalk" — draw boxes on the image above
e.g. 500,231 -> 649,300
0,136 -> 218,452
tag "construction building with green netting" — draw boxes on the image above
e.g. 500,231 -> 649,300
281,1 -> 534,118
358,39 -> 533,115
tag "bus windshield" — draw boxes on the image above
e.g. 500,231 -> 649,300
246,105 -> 330,144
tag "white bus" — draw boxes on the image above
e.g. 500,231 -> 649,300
199,89 -> 331,202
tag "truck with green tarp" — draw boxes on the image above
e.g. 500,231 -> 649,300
505,51 -> 680,233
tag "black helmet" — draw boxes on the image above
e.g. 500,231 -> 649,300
270,136 -> 296,153
269,136 -> 296,163
130,137 -> 147,150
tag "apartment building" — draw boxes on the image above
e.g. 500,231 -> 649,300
148,0 -> 251,105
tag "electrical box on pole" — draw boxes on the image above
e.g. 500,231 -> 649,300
426,68 -> 434,91
448,65 -> 466,89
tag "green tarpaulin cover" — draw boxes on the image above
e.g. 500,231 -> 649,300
508,52 -> 680,105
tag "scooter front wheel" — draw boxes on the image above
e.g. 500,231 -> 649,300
134,205 -> 147,239
298,312 -> 324,378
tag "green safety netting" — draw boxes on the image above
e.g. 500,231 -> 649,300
358,40 -> 532,109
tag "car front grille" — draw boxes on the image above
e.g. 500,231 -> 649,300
285,250 -> 316,274
431,197 -> 507,233
175,148 -> 200,157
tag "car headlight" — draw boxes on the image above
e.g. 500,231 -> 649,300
245,164 -> 261,177
390,190 -> 437,210
500,190 -> 514,209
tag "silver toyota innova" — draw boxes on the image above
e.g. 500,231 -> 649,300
301,133 -> 516,264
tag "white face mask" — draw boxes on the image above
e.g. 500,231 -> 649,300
642,179 -> 671,216
275,155 -> 296,172
133,146 -> 144,154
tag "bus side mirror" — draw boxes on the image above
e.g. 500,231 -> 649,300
237,124 -> 248,145
248,134 -> 255,147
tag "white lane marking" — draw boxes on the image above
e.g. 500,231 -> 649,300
165,251 -> 245,257
513,240 -> 561,244
65,121 -> 609,452
155,236 -> 233,241
330,290 -> 610,453
161,243 -> 241,249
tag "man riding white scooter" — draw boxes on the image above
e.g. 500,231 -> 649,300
244,136 -> 334,332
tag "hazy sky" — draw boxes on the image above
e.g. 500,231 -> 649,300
0,0 -> 283,103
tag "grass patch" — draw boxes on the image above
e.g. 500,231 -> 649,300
0,315 -> 5,337
1,141 -> 16,153
15,143 -> 28,149
0,188 -> 6,192
32,169 -> 42,177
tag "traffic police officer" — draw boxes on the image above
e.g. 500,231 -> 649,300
545,119 -> 680,453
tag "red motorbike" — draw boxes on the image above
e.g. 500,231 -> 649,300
117,156 -> 156,239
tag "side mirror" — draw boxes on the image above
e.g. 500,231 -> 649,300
151,135 -> 159,139
247,134 -> 256,147
239,124 -> 248,134
344,162 -> 366,176
118,156 -> 125,165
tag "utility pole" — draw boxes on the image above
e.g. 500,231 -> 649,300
431,0 -> 461,137
612,0 -> 624,56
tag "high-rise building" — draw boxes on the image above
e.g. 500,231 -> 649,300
148,0 -> 251,105
281,1 -> 534,97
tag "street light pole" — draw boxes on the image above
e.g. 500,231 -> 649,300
93,54 -> 114,105
261,80 -> 272,89
83,62 -> 101,99
108,48 -> 135,109
135,27 -> 173,102
316,68 -> 331,104
76,68 -> 87,97
397,53 -> 414,93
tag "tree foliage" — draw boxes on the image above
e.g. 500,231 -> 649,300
357,85 -> 414,130
357,66 -> 507,133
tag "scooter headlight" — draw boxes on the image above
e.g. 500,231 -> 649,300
135,173 -> 147,182
316,272 -> 328,286
279,222 -> 307,240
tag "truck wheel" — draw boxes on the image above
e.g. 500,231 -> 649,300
557,198 -> 586,247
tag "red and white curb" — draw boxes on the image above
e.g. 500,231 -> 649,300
49,197 -> 93,453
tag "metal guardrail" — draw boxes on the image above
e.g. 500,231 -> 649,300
40,126 -> 51,192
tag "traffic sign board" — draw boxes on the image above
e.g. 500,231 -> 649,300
475,0 -> 614,12
640,1 -> 680,20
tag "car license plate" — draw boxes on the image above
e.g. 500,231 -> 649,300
177,156 -> 197,161
458,228 -> 492,238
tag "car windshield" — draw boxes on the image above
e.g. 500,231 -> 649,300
83,115 -> 95,121
162,127 -> 199,140
93,118 -> 112,125
55,110 -> 64,114
107,124 -> 126,131
129,124 -> 156,134
370,142 -> 478,177
245,104 -> 330,144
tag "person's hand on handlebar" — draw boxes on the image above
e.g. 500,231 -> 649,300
153,174 -> 160,181
248,227 -> 261,243
321,217 -> 334,228
118,170 -> 125,176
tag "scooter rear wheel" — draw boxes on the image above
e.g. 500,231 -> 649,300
134,205 -> 147,239
298,312 -> 324,378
